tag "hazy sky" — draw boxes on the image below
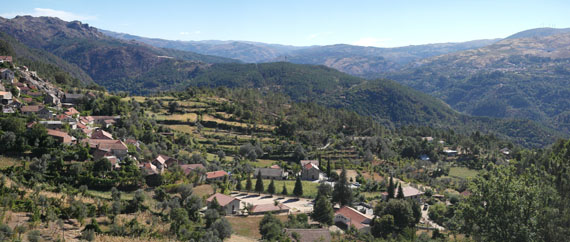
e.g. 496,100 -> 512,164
2,0 -> 569,47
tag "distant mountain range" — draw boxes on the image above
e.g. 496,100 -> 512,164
0,16 -> 567,146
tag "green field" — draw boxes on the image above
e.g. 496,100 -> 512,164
449,167 -> 479,179
238,179 -> 319,198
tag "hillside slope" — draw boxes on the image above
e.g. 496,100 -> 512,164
0,16 -> 237,88
387,32 -> 570,133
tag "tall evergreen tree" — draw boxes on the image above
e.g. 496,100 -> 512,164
327,159 -> 331,177
281,184 -> 288,196
255,171 -> 264,193
388,176 -> 395,200
293,176 -> 303,197
397,184 -> 405,199
268,179 -> 276,195
311,195 -> 334,226
333,167 -> 353,206
246,173 -> 252,192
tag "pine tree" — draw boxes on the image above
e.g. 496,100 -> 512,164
333,167 -> 353,206
311,195 -> 334,226
246,173 -> 252,192
293,176 -> 303,197
281,184 -> 288,196
397,184 -> 405,199
268,179 -> 276,195
236,178 -> 242,191
255,171 -> 264,194
387,176 -> 395,200
327,159 -> 331,178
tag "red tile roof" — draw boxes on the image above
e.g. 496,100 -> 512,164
0,56 -> 12,62
64,107 -> 80,116
206,170 -> 228,179
206,193 -> 239,207
20,105 -> 42,113
180,164 -> 205,175
91,129 -> 113,139
335,206 -> 372,230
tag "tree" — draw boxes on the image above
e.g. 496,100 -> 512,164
293,176 -> 303,197
387,176 -> 395,200
246,173 -> 253,192
311,195 -> 334,226
396,184 -> 404,199
332,168 -> 352,206
372,214 -> 395,238
374,199 -> 416,232
259,213 -> 283,241
211,217 -> 232,240
281,184 -> 288,196
326,159 -> 331,178
268,179 -> 276,195
460,165 -> 556,242
255,171 -> 264,194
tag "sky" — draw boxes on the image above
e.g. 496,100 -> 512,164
1,0 -> 570,47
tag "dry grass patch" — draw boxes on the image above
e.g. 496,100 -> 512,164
167,124 -> 197,134
227,215 -> 288,239
95,234 -> 167,242
0,156 -> 19,168
193,184 -> 214,198
155,113 -> 198,122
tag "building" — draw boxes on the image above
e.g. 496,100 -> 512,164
206,193 -> 241,215
381,186 -> 424,200
443,149 -> 458,157
151,154 -> 177,172
254,167 -> 287,180
46,129 -> 75,145
63,93 -> 84,104
85,139 -> 128,158
37,107 -> 54,119
206,170 -> 229,182
334,206 -> 373,232
250,203 -> 290,215
0,68 -> 14,82
39,120 -> 77,130
284,229 -> 332,242
20,105 -> 42,115
64,107 -> 79,117
91,129 -> 113,140
422,137 -> 434,142
141,162 -> 159,175
300,160 -> 319,167
0,91 -> 12,105
44,93 -> 60,106
0,56 -> 12,63
180,164 -> 205,175
301,162 -> 321,181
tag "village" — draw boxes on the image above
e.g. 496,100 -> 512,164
0,55 -> 513,241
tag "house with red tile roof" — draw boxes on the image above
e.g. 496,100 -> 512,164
180,164 -> 205,175
85,139 -> 128,158
206,170 -> 228,182
91,129 -> 113,140
206,193 -> 241,214
301,162 -> 321,181
46,129 -> 75,145
334,206 -> 373,232
64,107 -> 80,117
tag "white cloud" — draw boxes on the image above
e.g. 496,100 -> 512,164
352,37 -> 392,47
0,8 -> 96,21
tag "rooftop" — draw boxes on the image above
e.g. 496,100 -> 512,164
206,170 -> 228,179
206,193 -> 239,207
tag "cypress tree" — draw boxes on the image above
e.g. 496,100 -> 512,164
293,176 -> 303,197
333,167 -> 353,206
388,176 -> 395,200
281,184 -> 288,196
255,171 -> 264,194
268,179 -> 276,195
397,184 -> 405,199
246,173 -> 252,192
